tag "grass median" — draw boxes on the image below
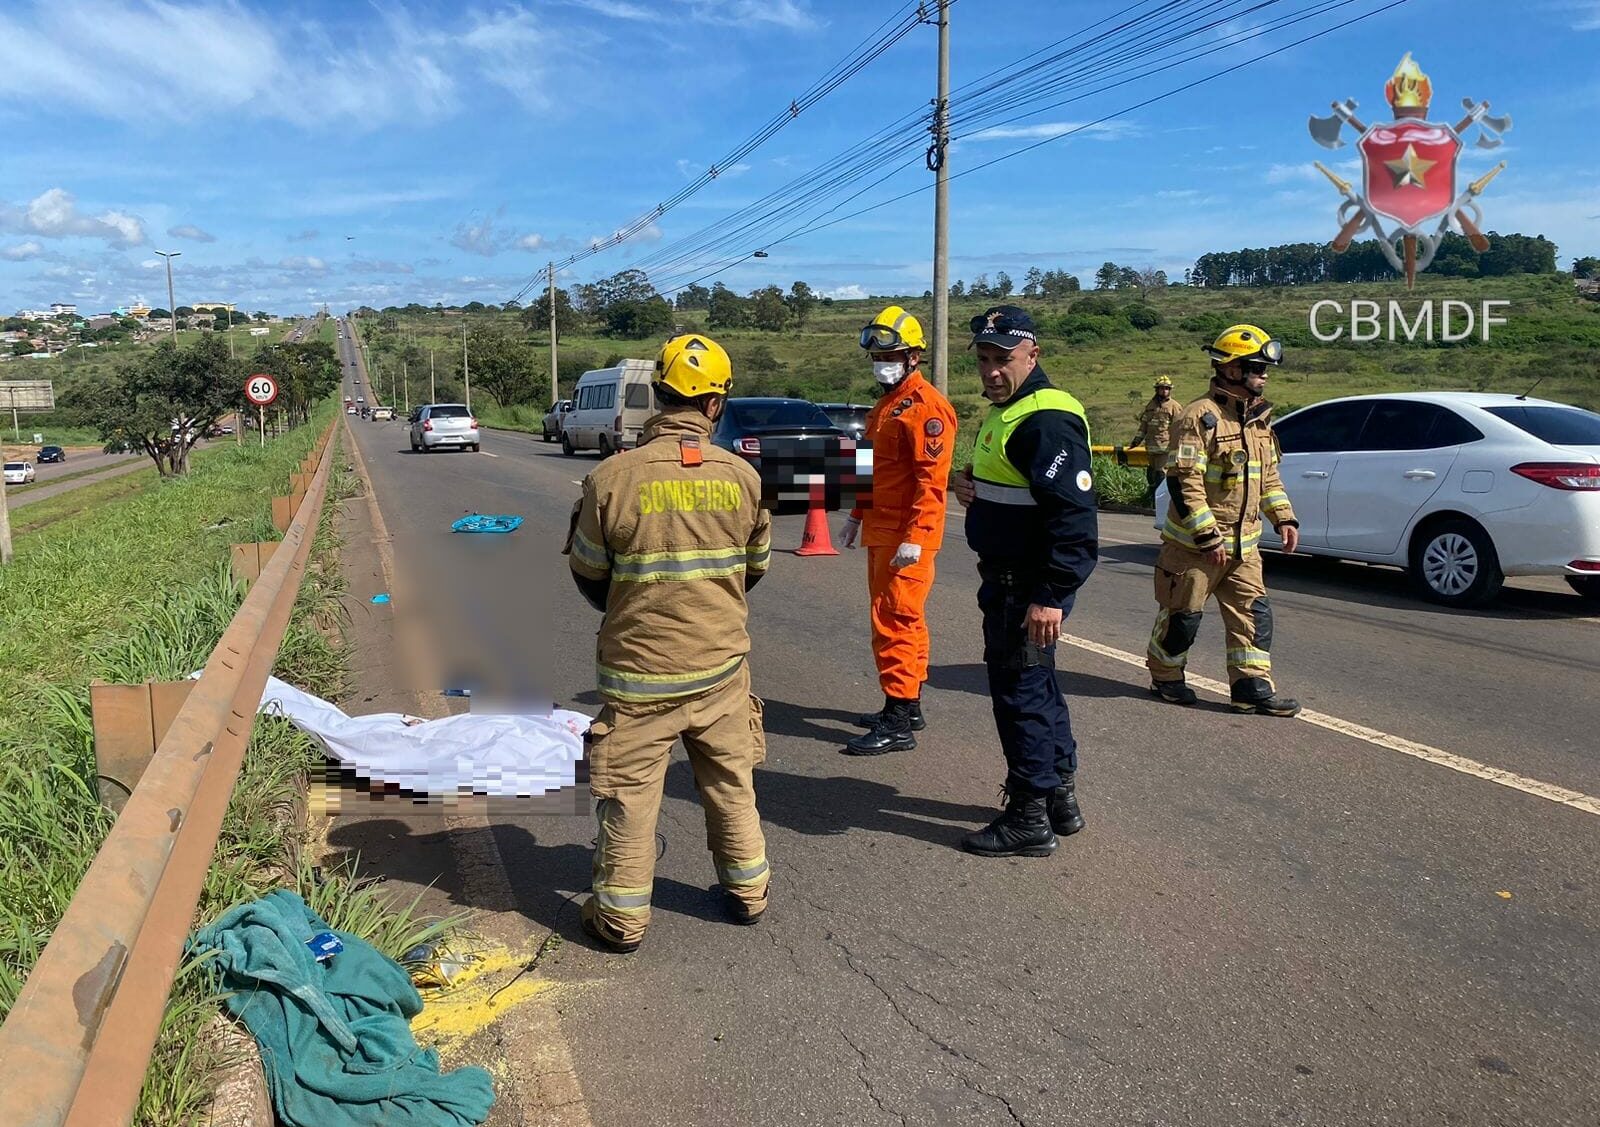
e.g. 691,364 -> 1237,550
0,404 -> 455,1124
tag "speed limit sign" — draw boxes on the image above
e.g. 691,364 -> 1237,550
245,374 -> 278,406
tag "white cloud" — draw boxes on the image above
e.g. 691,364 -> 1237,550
687,0 -> 816,29
348,258 -> 415,275
168,223 -> 215,242
0,1 -> 567,127
1552,0 -> 1600,30
966,121 -> 1140,144
516,233 -> 548,252
288,229 -> 320,242
2,240 -> 43,260
821,283 -> 868,300
0,187 -> 145,247
452,211 -> 511,257
1265,159 -> 1359,185
278,256 -> 327,274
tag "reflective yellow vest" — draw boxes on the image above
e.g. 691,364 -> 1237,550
971,388 -> 1089,503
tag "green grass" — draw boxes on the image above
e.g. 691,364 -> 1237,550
8,455 -> 143,497
363,274 -> 1600,451
0,403 -> 461,1124
2,426 -> 105,450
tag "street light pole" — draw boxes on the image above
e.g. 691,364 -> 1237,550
430,350 -> 436,402
930,0 -> 951,395
462,320 -> 472,413
155,251 -> 181,341
224,302 -> 236,359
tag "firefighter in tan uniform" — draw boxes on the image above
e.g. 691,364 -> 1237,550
566,334 -> 773,952
1146,324 -> 1302,717
1130,375 -> 1182,491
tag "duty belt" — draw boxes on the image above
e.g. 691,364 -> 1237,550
971,480 -> 1036,506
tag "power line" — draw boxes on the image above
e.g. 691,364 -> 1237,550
507,1 -> 939,304
651,0 -> 1411,297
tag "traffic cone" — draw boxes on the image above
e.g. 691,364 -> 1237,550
795,491 -> 838,556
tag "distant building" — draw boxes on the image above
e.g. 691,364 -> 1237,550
15,309 -> 52,321
50,302 -> 77,316
248,326 -> 270,337
86,315 -> 116,331
191,302 -> 232,313
128,303 -> 152,317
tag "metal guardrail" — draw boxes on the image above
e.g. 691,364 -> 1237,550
1091,443 -> 1154,468
0,422 -> 338,1127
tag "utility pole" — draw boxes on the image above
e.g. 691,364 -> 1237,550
430,350 -> 436,402
224,302 -> 236,359
155,251 -> 181,341
930,0 -> 951,395
547,261 -> 559,408
403,360 -> 409,414
462,320 -> 472,412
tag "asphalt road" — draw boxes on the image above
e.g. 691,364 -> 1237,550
330,333 -> 1600,1126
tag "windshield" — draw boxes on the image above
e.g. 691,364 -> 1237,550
1484,405 -> 1600,446
429,404 -> 471,418
823,407 -> 868,428
5,463 -> 25,470
729,401 -> 834,429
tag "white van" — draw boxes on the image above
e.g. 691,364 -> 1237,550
561,359 -> 657,456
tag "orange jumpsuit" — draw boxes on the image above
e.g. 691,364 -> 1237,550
849,370 -> 957,699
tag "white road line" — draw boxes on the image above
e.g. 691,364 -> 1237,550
479,451 -> 499,458
1061,633 -> 1600,818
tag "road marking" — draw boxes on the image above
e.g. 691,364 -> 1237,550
479,451 -> 499,458
1061,633 -> 1600,818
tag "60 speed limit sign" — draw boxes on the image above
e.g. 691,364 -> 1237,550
245,374 -> 279,406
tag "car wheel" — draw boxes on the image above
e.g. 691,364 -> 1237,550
543,429 -> 553,443
561,433 -> 575,457
1566,575 -> 1600,602
598,435 -> 611,458
1409,517 -> 1504,607
471,443 -> 481,453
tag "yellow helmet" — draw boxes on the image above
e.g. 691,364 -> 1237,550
1203,323 -> 1283,366
1154,375 -> 1173,388
859,305 -> 926,352
654,334 -> 732,398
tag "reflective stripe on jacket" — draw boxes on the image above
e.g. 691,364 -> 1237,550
1162,386 -> 1296,558
568,409 -> 771,702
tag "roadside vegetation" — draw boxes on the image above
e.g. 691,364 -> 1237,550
0,404 -> 454,1124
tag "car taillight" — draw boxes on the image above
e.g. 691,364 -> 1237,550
469,417 -> 477,429
423,419 -> 432,431
735,437 -> 761,456
1571,560 -> 1600,572
1510,462 -> 1600,491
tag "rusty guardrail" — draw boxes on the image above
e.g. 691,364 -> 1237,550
0,422 -> 338,1127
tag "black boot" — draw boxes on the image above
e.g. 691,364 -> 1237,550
1151,680 -> 1198,706
1229,677 -> 1301,718
854,696 -> 926,731
961,788 -> 1058,857
844,697 -> 918,756
1048,771 -> 1085,836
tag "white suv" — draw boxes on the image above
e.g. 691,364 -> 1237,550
409,403 -> 480,453
1156,392 -> 1600,607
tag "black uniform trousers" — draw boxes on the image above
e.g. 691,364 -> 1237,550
978,565 -> 1077,794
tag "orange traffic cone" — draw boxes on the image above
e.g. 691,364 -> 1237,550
795,490 -> 838,556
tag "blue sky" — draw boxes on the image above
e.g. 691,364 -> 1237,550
1,0 -> 1595,315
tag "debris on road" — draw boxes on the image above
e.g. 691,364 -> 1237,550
450,513 -> 523,534
370,593 -> 390,604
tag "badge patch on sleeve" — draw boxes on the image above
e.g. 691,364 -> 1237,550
1175,443 -> 1199,468
925,418 -> 944,437
1076,469 -> 1093,492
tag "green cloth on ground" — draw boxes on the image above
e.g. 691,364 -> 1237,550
191,890 -> 493,1127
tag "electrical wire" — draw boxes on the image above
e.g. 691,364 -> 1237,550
506,1 -> 940,304
649,0 -> 1412,297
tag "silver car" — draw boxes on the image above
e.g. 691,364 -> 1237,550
409,403 -> 480,453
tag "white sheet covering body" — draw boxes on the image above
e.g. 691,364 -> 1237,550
253,675 -> 588,797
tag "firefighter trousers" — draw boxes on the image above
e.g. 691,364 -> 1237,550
1143,450 -> 1169,493
584,662 -> 769,945
867,545 -> 936,700
1147,540 -> 1276,689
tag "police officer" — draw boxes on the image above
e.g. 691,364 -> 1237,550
1147,324 -> 1301,717
841,305 -> 957,755
566,334 -> 773,952
1130,375 -> 1181,492
951,306 -> 1097,858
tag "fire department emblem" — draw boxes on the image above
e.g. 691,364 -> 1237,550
1307,53 -> 1510,288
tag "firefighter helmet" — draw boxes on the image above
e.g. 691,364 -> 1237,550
859,305 -> 926,352
1154,375 -> 1173,388
654,333 -> 733,398
1202,324 -> 1283,366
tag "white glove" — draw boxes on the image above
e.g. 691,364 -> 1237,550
890,541 -> 922,569
840,515 -> 862,550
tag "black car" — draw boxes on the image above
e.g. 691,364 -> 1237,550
711,398 -> 842,466
817,402 -> 872,441
36,445 -> 66,463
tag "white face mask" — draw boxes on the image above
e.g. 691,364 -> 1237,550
872,359 -> 904,385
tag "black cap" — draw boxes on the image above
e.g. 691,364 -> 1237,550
968,305 -> 1038,350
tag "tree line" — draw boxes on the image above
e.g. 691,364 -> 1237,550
1188,232 -> 1559,287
